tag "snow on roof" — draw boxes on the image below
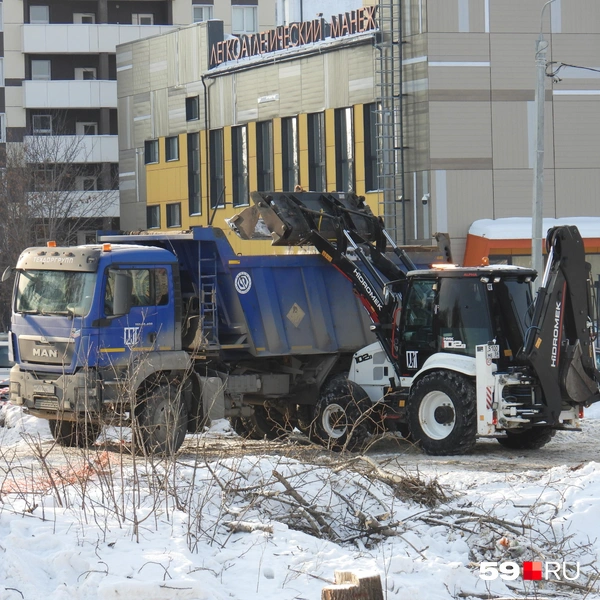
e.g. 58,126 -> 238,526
469,217 -> 600,240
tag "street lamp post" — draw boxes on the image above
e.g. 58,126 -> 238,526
532,0 -> 556,287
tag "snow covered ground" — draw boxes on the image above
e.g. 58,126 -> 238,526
0,404 -> 600,600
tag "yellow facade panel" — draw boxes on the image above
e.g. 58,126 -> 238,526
364,191 -> 381,216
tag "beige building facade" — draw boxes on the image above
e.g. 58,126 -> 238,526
117,0 -> 600,264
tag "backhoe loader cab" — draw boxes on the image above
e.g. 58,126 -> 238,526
398,265 -> 536,374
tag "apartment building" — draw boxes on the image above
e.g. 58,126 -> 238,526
0,0 -> 275,241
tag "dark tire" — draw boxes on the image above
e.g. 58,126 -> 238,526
230,417 -> 250,437
497,427 -> 556,450
408,371 -> 476,455
310,374 -> 372,451
296,404 -> 314,435
242,405 -> 292,440
137,383 -> 188,455
395,422 -> 412,440
49,419 -> 101,448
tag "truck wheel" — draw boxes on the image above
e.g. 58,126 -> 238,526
242,406 -> 292,440
408,371 -> 476,455
137,383 -> 187,455
310,374 -> 372,451
230,417 -> 250,437
49,419 -> 100,448
296,405 -> 314,436
497,427 -> 556,450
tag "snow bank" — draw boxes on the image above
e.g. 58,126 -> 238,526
0,408 -> 599,599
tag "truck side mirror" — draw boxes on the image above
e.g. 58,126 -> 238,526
112,271 -> 133,316
1,266 -> 14,282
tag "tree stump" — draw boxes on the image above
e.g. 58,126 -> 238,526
321,570 -> 384,600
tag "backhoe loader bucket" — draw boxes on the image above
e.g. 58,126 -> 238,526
228,191 -> 384,246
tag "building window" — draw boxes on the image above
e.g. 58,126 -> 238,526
186,96 -> 199,121
363,103 -> 379,192
74,13 -> 95,24
256,121 -> 273,192
188,133 -> 201,215
74,67 -> 97,80
308,112 -> 326,192
166,203 -> 181,228
0,114 -> 5,143
33,166 -> 55,191
0,59 -> 4,87
209,129 -> 224,209
31,60 -> 51,81
193,5 -> 214,23
144,140 -> 159,164
282,116 -> 299,192
147,205 -> 161,229
232,5 -> 257,34
76,176 -> 98,192
232,125 -> 249,207
335,107 -> 355,193
32,115 -> 52,135
30,5 -> 50,24
76,122 -> 98,135
132,13 -> 154,25
166,136 -> 179,162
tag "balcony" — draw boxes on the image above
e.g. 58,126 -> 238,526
23,135 -> 118,164
27,190 -> 120,218
23,80 -> 117,109
23,24 -> 178,54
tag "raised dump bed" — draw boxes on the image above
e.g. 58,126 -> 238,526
99,226 -> 374,358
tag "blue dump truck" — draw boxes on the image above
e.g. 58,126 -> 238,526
5,222 -> 376,453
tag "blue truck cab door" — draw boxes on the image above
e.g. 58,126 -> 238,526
98,264 -> 176,360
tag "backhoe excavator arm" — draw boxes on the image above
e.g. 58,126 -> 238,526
229,191 -> 416,376
522,225 -> 600,420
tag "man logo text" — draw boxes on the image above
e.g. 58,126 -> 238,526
32,347 -> 58,358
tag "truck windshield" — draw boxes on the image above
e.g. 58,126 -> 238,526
15,270 -> 96,317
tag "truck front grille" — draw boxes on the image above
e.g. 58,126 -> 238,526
19,337 -> 74,366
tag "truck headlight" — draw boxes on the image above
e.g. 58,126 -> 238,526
75,387 -> 98,403
10,381 -> 22,404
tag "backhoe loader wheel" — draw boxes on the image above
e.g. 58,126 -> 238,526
408,371 -> 476,455
137,383 -> 188,455
310,374 -> 372,451
496,427 -> 556,450
242,406 -> 292,440
49,419 -> 101,448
